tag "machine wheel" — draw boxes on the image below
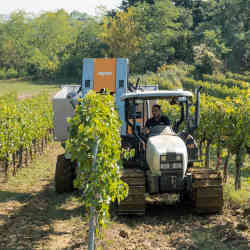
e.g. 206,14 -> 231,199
117,168 -> 146,215
55,154 -> 76,193
188,168 -> 223,214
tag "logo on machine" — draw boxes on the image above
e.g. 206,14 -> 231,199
98,72 -> 112,76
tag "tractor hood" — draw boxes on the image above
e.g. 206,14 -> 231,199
146,134 -> 188,176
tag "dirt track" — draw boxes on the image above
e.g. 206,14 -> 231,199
0,143 -> 249,250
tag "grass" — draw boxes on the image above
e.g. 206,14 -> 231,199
223,177 -> 250,209
223,155 -> 250,208
204,149 -> 250,209
0,142 -> 62,201
0,78 -> 75,97
0,142 -> 88,250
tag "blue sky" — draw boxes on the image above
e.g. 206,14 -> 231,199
1,0 -> 122,15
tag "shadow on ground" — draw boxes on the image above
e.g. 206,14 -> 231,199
0,191 -> 34,203
0,180 -> 85,249
0,184 -> 249,249
110,198 -> 249,250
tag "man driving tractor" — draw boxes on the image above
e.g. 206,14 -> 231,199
142,104 -> 170,135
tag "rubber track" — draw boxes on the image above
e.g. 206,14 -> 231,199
55,154 -> 75,193
118,168 -> 145,215
189,168 -> 223,214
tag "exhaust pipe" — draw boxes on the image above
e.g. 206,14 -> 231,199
191,86 -> 202,132
194,86 -> 202,129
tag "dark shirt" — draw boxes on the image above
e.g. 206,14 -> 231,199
145,115 -> 170,128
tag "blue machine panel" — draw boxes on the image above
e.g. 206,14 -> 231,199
82,58 -> 94,97
116,58 -> 129,136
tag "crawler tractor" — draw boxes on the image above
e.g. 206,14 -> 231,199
53,58 -> 223,215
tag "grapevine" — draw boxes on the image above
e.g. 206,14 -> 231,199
66,91 -> 128,236
162,75 -> 250,189
0,92 -> 53,177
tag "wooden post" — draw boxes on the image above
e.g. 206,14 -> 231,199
205,139 -> 211,168
223,151 -> 230,183
88,140 -> 99,250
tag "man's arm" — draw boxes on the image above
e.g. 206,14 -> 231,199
142,119 -> 150,134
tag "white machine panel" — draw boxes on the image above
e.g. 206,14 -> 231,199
146,132 -> 188,176
53,85 -> 81,141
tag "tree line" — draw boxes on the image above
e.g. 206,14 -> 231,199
0,0 -> 249,80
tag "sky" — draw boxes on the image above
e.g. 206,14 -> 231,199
0,0 -> 122,16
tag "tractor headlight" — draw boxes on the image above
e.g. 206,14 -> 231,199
173,162 -> 182,168
176,154 -> 182,161
161,155 -> 167,162
161,163 -> 170,169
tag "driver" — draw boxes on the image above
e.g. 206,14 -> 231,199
142,104 -> 170,135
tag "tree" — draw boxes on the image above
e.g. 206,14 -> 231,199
119,0 -> 155,11
0,11 -> 31,74
193,44 -> 223,76
61,16 -> 105,79
99,7 -> 142,71
100,0 -> 181,73
27,9 -> 79,78
193,0 -> 250,72
70,10 -> 90,21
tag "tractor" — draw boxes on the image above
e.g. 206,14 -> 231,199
53,58 -> 223,215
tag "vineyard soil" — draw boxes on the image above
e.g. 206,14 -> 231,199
0,142 -> 249,250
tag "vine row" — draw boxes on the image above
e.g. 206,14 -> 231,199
0,92 -> 53,180
182,77 -> 248,99
203,74 -> 249,89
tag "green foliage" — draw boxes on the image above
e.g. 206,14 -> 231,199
223,177 -> 250,208
182,77 -> 247,99
183,75 -> 250,155
6,68 -> 18,79
203,74 -> 249,89
129,62 -> 193,90
130,71 -> 181,90
134,0 -> 181,72
99,7 -> 143,72
0,10 -> 85,80
193,44 -> 223,76
0,93 -> 53,161
225,72 -> 250,83
0,69 -> 6,79
66,91 -> 128,234
100,0 -> 181,73
193,0 -> 250,72
27,10 -> 80,79
119,0 -> 155,11
0,11 -> 31,73
179,72 -> 249,190
0,1 -> 249,78
60,17 -> 104,80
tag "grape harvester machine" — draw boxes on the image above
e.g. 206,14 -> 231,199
52,58 -> 223,215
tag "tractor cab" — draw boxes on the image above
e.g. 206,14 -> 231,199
121,89 -> 195,136
121,88 -> 201,153
120,88 -> 201,194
